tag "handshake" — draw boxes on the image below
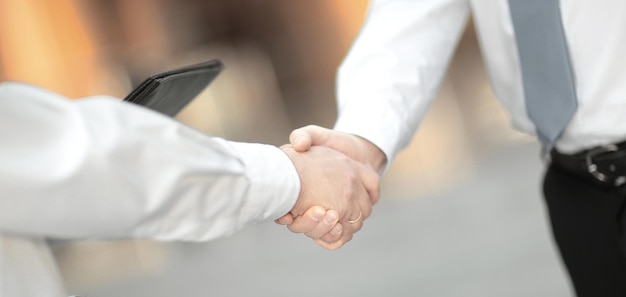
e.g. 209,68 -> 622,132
275,125 -> 387,250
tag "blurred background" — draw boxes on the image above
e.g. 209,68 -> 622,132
0,0 -> 574,296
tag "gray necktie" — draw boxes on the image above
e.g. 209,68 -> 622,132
508,0 -> 577,151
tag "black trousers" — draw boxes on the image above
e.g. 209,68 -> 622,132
543,162 -> 626,296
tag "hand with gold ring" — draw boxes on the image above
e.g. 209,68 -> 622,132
276,126 -> 383,249
348,211 -> 362,224
277,144 -> 380,250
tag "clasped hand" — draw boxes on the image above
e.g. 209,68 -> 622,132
277,126 -> 387,250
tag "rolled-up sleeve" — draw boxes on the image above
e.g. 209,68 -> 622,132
0,82 -> 299,241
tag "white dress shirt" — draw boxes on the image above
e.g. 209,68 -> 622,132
334,0 -> 626,162
0,82 -> 300,296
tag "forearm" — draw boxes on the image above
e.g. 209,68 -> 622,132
334,0 -> 470,164
0,83 -> 299,241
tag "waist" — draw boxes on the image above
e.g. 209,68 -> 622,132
550,140 -> 626,188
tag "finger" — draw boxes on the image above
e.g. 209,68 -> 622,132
289,128 -> 313,152
317,216 -> 357,250
314,238 -> 343,250
286,206 -> 326,233
304,209 -> 340,239
314,211 -> 360,250
329,222 -> 343,237
347,217 -> 364,233
344,205 -> 365,233
315,225 -> 354,250
357,162 -> 381,206
274,213 -> 294,225
351,175 -> 373,221
339,179 -> 368,239
316,222 -> 343,244
290,125 -> 329,152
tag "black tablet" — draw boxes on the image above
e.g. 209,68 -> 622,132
123,59 -> 223,117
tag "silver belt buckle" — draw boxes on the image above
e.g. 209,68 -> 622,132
585,144 -> 626,186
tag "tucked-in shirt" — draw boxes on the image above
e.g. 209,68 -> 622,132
334,0 -> 626,162
0,82 -> 300,296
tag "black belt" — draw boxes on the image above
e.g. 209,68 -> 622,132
550,141 -> 626,188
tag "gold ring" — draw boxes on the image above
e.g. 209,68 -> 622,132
348,211 -> 362,224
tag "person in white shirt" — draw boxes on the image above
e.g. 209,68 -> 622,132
0,82 -> 379,296
278,0 -> 626,296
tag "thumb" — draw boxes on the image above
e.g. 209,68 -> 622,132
274,213 -> 295,225
289,126 -> 313,152
289,125 -> 334,152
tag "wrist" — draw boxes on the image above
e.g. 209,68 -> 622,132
353,135 -> 387,173
279,144 -> 306,216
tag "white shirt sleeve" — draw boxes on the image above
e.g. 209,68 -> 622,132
0,82 -> 300,242
334,0 -> 470,164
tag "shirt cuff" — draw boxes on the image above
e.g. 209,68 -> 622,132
334,93 -> 417,173
227,141 -> 300,221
